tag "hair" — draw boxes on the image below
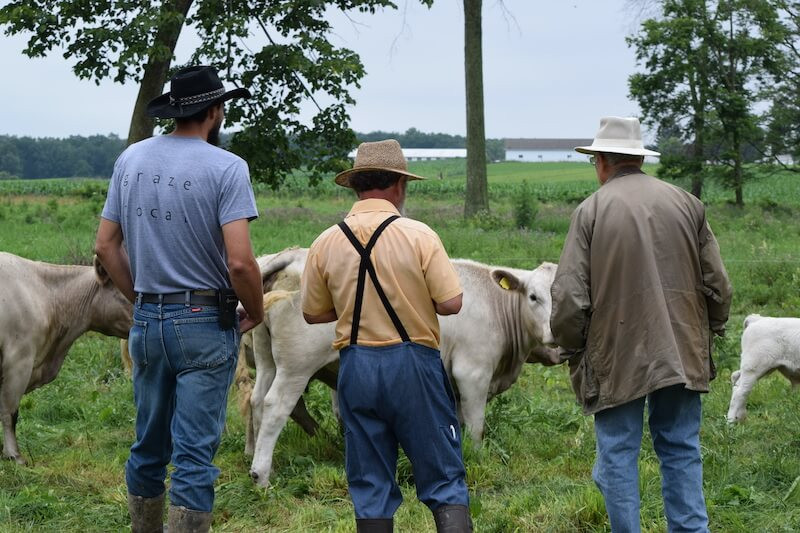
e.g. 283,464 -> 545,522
348,170 -> 403,193
601,152 -> 644,166
174,100 -> 223,126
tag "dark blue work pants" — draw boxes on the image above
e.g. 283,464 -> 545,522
338,341 -> 469,519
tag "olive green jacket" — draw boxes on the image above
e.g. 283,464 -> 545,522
550,171 -> 732,415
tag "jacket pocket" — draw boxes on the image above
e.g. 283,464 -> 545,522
569,352 -> 600,406
173,316 -> 233,368
708,329 -> 717,382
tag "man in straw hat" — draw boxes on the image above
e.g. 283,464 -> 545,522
550,117 -> 732,532
301,139 -> 472,532
95,65 -> 264,532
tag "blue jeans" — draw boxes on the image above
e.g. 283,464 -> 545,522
125,302 -> 239,512
593,384 -> 709,533
338,342 -> 469,519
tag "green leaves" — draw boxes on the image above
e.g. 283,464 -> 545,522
0,0 -> 419,188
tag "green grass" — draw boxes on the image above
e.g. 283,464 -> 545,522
2,163 -> 800,531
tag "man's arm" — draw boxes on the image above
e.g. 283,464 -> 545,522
434,293 -> 462,315
303,309 -> 338,324
301,240 -> 337,324
222,219 -> 264,333
94,218 -> 135,303
699,219 -> 733,335
550,205 -> 593,352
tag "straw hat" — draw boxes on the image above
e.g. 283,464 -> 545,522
335,139 -> 427,188
575,117 -> 660,157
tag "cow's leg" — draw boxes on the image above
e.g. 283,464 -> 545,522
249,370 -> 313,487
290,395 -> 319,436
249,324 -> 276,449
727,367 -> 768,423
0,347 -> 36,464
450,362 -> 492,443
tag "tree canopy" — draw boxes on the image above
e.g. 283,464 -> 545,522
628,0 -> 787,204
0,1 -> 432,188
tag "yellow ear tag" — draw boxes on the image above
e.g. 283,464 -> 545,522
499,277 -> 511,290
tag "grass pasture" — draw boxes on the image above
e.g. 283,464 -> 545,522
1,162 -> 800,532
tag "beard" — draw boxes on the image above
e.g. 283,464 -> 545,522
207,123 -> 222,147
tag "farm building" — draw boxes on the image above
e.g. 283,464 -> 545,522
347,148 -> 466,161
504,138 -> 594,162
504,138 -> 660,163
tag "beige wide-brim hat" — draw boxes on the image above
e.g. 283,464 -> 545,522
335,139 -> 427,188
575,116 -> 660,157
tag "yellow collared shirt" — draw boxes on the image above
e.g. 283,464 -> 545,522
301,198 -> 462,350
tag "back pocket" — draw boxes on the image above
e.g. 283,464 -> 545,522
173,316 -> 231,368
128,319 -> 148,368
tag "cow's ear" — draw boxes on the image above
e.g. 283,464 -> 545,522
93,255 -> 112,286
491,269 -> 522,292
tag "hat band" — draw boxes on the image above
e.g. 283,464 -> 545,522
590,137 -> 645,149
169,87 -> 226,107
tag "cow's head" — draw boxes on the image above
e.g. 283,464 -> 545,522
90,256 -> 133,338
491,262 -> 558,346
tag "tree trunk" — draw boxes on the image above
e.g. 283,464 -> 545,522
463,0 -> 488,217
734,129 -> 744,205
691,114 -> 704,199
126,0 -> 194,146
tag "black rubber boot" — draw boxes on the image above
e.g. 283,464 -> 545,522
356,518 -> 393,532
127,492 -> 165,533
433,505 -> 473,533
168,505 -> 212,533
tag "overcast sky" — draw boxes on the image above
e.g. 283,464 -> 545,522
0,0 -> 650,140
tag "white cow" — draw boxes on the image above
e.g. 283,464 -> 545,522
247,250 -> 560,486
0,252 -> 132,463
727,314 -> 800,422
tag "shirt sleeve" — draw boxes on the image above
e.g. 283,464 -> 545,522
550,203 -> 593,352
101,159 -> 123,223
423,233 -> 462,304
218,159 -> 259,226
301,240 -> 335,316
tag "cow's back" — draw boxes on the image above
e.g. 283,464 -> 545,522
0,253 -> 54,346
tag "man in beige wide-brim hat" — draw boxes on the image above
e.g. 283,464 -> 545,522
551,117 -> 731,533
301,139 -> 472,532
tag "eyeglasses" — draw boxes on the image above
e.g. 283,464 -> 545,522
589,156 -> 597,166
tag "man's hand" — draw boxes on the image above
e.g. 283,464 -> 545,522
238,308 -> 261,333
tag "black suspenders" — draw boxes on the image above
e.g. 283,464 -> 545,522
338,215 -> 411,346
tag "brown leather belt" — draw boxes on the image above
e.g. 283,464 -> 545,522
137,290 -> 220,306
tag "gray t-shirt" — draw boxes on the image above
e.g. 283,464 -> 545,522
101,135 -> 258,294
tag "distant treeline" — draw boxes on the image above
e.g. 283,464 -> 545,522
0,129 -> 505,180
357,128 -> 505,161
0,134 -> 125,180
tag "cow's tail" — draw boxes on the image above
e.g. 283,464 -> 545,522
257,247 -> 300,291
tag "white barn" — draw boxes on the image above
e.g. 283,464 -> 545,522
504,138 -> 594,162
347,148 -> 466,161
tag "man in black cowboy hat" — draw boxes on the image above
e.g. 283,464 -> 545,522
301,139 -> 473,533
95,65 -> 264,533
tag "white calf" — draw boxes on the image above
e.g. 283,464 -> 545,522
727,314 -> 800,422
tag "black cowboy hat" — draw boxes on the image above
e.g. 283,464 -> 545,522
146,66 -> 251,119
